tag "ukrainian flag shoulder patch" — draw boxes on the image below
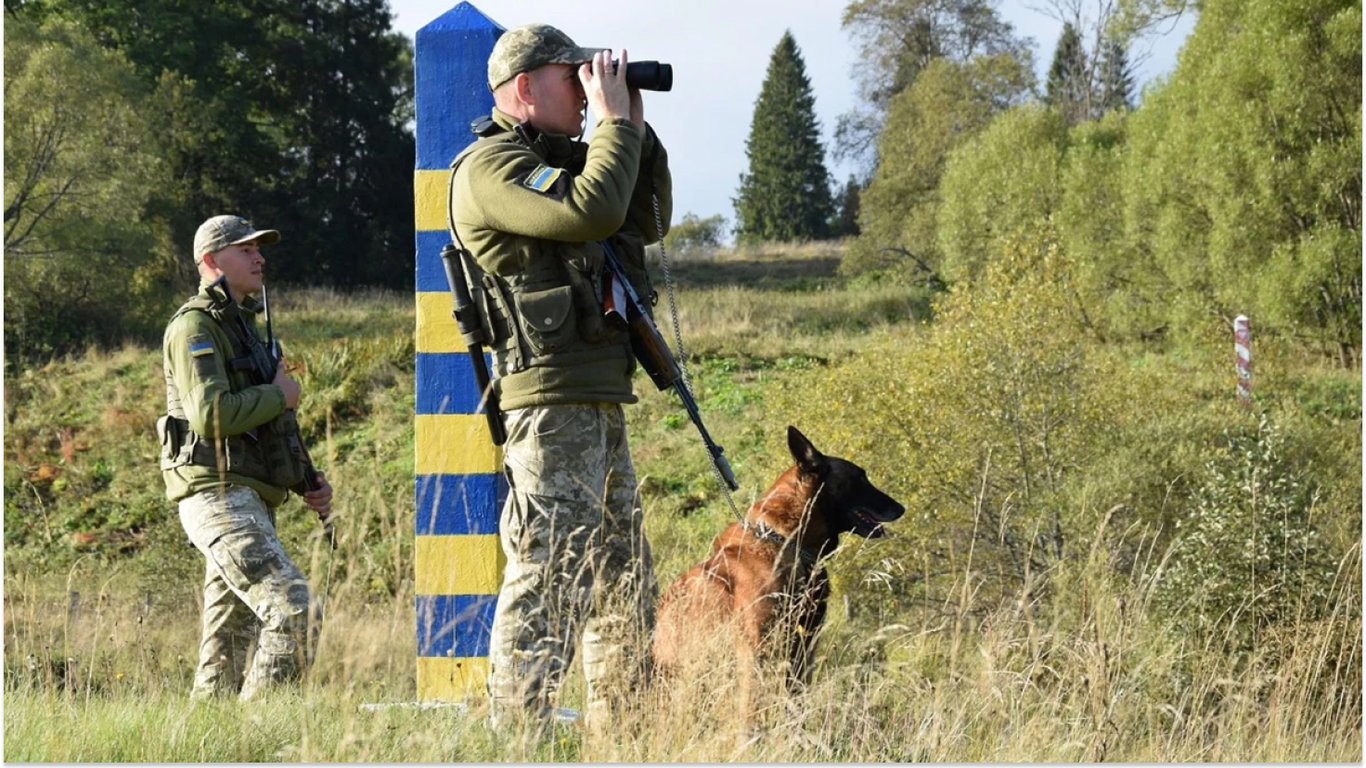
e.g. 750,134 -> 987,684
188,338 -> 215,358
522,164 -> 562,194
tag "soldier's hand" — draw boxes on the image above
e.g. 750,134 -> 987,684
580,49 -> 631,124
273,364 -> 301,410
629,85 -> 644,129
303,472 -> 333,522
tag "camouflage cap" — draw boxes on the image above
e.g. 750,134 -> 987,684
487,23 -> 604,91
193,215 -> 280,262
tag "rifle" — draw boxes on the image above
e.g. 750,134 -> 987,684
259,284 -> 335,549
600,241 -> 739,491
440,243 -> 507,445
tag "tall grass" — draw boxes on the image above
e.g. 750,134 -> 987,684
6,533 -> 1358,761
4,243 -> 1360,761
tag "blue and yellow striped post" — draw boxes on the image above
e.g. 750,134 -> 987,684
413,2 -> 506,702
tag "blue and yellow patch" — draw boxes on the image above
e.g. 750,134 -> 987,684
522,164 -> 562,194
188,339 -> 214,358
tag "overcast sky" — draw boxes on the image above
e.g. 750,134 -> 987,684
390,0 -> 1195,227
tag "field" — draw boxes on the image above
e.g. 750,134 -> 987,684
4,242 -> 1361,762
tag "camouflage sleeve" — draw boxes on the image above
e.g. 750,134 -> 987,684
623,123 -> 671,244
458,119 -> 643,243
165,311 -> 286,438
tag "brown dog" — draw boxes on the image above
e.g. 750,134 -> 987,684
653,426 -> 905,722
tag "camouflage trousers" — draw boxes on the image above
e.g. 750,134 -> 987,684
487,403 -> 659,729
178,485 -> 320,701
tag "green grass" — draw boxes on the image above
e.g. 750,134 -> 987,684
4,241 -> 1361,761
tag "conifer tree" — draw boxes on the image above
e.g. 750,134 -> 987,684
734,31 -> 835,243
1097,37 -> 1134,114
832,175 -> 863,237
1044,22 -> 1090,126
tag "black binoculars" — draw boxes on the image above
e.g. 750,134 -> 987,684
614,60 -> 673,92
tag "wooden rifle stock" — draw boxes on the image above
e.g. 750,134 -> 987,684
601,243 -> 739,491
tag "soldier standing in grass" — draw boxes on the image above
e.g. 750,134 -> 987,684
447,24 -> 671,729
158,215 -> 334,700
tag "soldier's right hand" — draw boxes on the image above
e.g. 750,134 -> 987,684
580,49 -> 632,125
273,364 -> 301,410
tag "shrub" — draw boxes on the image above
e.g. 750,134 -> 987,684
1155,414 -> 1336,649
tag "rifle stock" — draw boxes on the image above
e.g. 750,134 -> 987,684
601,242 -> 739,491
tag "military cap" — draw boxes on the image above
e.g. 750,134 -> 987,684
487,23 -> 604,91
193,215 -> 280,262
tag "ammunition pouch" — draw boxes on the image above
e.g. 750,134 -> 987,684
158,414 -> 306,490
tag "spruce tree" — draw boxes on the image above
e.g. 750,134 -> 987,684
832,175 -> 862,237
734,31 -> 835,243
1044,22 -> 1090,126
1097,37 -> 1134,115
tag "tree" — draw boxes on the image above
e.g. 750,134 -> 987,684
4,16 -> 182,360
831,176 -> 863,238
836,0 -> 1032,173
664,213 -> 727,255
1123,0 -> 1361,364
734,31 -> 835,243
846,54 -> 1034,277
1036,1 -> 1146,124
1045,22 -> 1091,126
937,106 -> 1068,284
32,0 -> 416,290
1097,36 -> 1134,113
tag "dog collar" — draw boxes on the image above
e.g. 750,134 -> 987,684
744,521 -> 823,567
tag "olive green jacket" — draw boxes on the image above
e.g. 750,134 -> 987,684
161,283 -> 289,506
450,108 -> 672,410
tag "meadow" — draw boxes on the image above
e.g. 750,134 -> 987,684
4,242 -> 1361,762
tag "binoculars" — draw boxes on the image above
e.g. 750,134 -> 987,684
615,60 -> 673,92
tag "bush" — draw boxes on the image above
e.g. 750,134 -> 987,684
663,213 -> 727,256
773,221 -> 1124,622
1155,414 -> 1337,649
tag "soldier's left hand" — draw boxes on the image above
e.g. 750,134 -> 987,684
304,472 -> 334,522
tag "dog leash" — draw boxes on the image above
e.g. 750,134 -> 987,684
652,191 -> 745,524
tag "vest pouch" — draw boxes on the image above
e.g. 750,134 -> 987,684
187,431 -> 275,486
514,285 -> 577,358
258,415 -> 308,490
563,261 -> 623,346
156,415 -> 183,471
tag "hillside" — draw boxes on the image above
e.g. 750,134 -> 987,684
4,242 -> 1361,762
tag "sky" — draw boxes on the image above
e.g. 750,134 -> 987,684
389,0 -> 1196,228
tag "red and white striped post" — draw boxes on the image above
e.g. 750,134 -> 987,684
1234,315 -> 1253,408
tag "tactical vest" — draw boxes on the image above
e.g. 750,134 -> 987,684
157,291 -> 308,491
446,122 -> 654,382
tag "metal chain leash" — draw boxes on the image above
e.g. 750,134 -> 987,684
652,192 -> 744,523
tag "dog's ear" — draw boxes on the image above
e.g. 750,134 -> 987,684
787,426 -> 825,475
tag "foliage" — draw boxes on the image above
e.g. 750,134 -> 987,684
1097,36 -> 1134,114
663,213 -> 727,255
780,223 -> 1123,616
1054,112 -> 1165,341
3,16 -> 183,362
836,0 -> 1032,173
1155,415 -> 1337,650
734,31 -> 836,243
11,0 -> 416,294
846,54 -> 1034,278
937,105 -> 1068,284
1044,22 -> 1090,126
1121,0 -> 1362,364
830,175 -> 862,238
3,244 -> 1360,763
